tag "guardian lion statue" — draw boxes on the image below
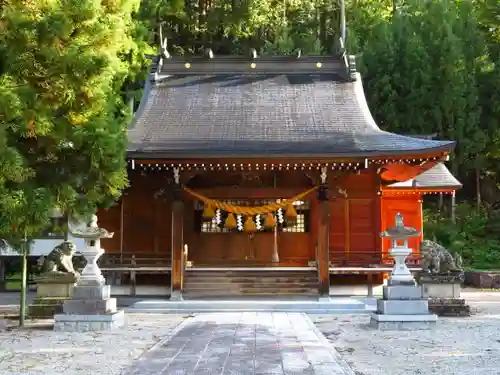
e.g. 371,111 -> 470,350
420,240 -> 463,274
38,241 -> 79,276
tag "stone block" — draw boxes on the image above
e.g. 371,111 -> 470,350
53,310 -> 125,332
377,299 -> 429,315
72,285 -> 111,300
383,285 -> 422,300
36,283 -> 74,298
28,297 -> 72,318
464,271 -> 500,288
428,298 -> 471,317
370,312 -> 437,330
422,282 -> 461,299
62,298 -> 117,314
387,279 -> 417,287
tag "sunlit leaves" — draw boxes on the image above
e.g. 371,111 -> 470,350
0,0 -> 135,247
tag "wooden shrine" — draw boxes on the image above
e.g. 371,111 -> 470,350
96,48 -> 461,298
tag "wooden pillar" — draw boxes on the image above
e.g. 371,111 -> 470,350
317,174 -> 330,298
171,200 -> 184,300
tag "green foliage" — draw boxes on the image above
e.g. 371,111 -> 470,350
424,203 -> 500,270
0,0 -> 137,249
355,0 -> 487,178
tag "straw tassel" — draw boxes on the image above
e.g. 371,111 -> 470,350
202,204 -> 215,221
285,204 -> 297,221
264,213 -> 277,229
244,216 -> 257,232
224,213 -> 237,229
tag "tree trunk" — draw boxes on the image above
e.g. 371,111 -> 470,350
339,0 -> 346,45
476,166 -> 481,209
451,192 -> 456,224
19,232 -> 28,327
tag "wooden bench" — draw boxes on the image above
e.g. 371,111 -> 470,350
99,254 -> 171,296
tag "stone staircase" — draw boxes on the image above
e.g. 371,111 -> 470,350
182,268 -> 319,299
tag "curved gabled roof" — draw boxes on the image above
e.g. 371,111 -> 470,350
388,162 -> 462,191
128,56 -> 455,158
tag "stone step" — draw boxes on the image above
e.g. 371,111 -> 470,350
183,280 -> 318,287
183,290 -> 319,297
185,274 -> 318,280
128,298 -> 370,313
183,270 -> 319,298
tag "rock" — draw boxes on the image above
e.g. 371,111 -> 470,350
464,271 -> 500,289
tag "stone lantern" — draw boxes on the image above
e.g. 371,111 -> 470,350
370,213 -> 437,330
53,215 -> 124,331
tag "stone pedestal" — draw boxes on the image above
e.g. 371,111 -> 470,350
54,285 -> 124,331
370,283 -> 437,330
419,272 -> 470,317
28,274 -> 77,318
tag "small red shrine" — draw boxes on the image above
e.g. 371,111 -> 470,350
97,49 -> 461,298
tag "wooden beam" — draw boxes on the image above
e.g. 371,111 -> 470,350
184,187 -> 313,200
317,200 -> 330,297
171,200 -> 184,300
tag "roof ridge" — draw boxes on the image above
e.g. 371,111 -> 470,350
146,51 -> 357,81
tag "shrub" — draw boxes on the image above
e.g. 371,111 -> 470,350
424,202 -> 500,270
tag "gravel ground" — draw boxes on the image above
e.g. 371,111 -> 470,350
311,291 -> 500,375
0,314 -> 186,375
0,290 -> 499,375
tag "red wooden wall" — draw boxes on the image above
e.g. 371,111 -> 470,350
97,170 -> 172,261
380,193 -> 423,258
328,170 -> 380,265
98,167 -> 428,268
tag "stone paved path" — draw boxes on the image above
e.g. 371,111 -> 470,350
125,312 -> 354,375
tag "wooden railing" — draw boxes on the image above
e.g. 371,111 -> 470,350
99,254 -> 171,296
328,250 -> 422,297
330,250 -> 421,267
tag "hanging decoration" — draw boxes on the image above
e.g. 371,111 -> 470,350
264,213 -> 277,229
277,208 -> 284,224
185,185 -> 319,232
224,213 -> 237,229
244,217 -> 257,232
284,204 -> 298,222
255,215 -> 262,231
202,204 -> 215,221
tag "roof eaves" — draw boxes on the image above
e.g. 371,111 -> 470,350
126,142 -> 456,159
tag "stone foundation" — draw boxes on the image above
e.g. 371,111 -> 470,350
370,284 -> 437,330
419,272 -> 470,317
53,310 -> 125,332
28,281 -> 75,319
29,297 -> 70,318
53,284 -> 125,332
370,314 -> 437,331
428,298 -> 471,317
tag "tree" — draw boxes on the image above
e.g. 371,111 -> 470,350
0,0 -> 138,325
354,0 -> 488,193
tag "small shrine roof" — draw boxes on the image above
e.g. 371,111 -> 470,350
388,162 -> 462,190
128,54 -> 455,159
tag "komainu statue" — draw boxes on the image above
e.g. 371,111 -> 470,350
420,240 -> 463,274
38,241 -> 80,277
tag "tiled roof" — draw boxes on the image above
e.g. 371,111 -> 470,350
388,163 -> 462,190
128,56 -> 455,158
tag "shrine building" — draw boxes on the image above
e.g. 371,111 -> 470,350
96,49 -> 461,299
